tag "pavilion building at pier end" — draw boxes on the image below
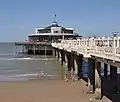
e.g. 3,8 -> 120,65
15,21 -> 81,55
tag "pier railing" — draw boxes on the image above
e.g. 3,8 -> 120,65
52,36 -> 120,61
15,41 -> 51,45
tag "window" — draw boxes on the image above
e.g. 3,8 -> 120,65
115,40 -> 117,47
54,31 -> 58,33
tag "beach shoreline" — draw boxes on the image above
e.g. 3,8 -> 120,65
0,79 -> 110,102
0,79 -> 90,102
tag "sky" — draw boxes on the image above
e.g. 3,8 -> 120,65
0,0 -> 120,42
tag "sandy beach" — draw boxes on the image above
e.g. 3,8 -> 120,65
0,79 -> 111,102
0,80 -> 88,102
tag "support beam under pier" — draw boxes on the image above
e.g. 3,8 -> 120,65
65,52 -> 72,81
110,65 -> 117,94
56,49 -> 59,59
95,61 -> 102,100
87,58 -> 95,93
60,50 -> 64,65
73,54 -> 83,80
104,63 -> 108,78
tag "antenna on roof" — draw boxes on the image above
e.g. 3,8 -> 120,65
53,14 -> 57,22
52,14 -> 58,26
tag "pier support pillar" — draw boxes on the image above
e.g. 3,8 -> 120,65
88,58 -> 95,93
95,61 -> 102,100
67,52 -> 72,71
64,52 -> 73,81
73,54 -> 83,80
104,63 -> 108,78
44,46 -> 47,56
52,48 -> 54,56
33,45 -> 36,55
22,45 -> 25,54
73,56 -> 78,81
70,52 -> 75,80
78,56 -> 83,79
25,45 -> 28,54
61,50 -> 64,65
61,51 -> 67,80
110,65 -> 117,93
54,48 -> 57,56
59,50 -> 62,62
62,51 -> 68,70
62,51 -> 68,78
56,49 -> 59,59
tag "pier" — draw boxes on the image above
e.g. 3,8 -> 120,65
14,20 -> 120,101
15,41 -> 53,55
52,35 -> 120,101
15,21 -> 80,56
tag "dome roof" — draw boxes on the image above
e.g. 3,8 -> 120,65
51,21 -> 59,27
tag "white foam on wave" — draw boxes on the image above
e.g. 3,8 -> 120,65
22,57 -> 31,60
0,71 -> 54,81
14,72 -> 53,78
15,73 -> 38,77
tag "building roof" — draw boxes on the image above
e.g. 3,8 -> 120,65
37,21 -> 74,34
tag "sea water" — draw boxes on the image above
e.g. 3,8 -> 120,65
0,43 -> 62,81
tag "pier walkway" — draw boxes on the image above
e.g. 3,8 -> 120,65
52,36 -> 120,62
52,36 -> 120,101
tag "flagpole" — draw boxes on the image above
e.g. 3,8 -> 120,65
54,14 -> 56,22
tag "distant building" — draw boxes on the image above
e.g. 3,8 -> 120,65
28,21 -> 81,42
15,20 -> 81,55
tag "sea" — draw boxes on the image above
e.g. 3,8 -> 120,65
0,43 -> 64,82
0,43 -> 114,82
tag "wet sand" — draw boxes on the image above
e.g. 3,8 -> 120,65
0,79 -> 110,102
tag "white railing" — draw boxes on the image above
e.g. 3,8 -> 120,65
52,36 -> 120,61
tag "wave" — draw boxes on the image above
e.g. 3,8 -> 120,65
14,72 -> 53,78
0,75 -> 28,81
0,72 -> 54,82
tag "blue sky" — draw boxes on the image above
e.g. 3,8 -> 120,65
0,0 -> 120,42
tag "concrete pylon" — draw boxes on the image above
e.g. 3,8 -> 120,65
72,54 -> 78,81
54,48 -> 56,56
62,51 -> 68,80
56,49 -> 59,58
59,50 -> 62,62
52,48 -> 56,56
78,56 -> 83,79
95,61 -> 101,100
88,58 -> 95,93
64,52 -> 68,68
74,58 -> 78,74
104,63 -> 108,77
64,52 -> 72,81
33,45 -> 36,55
110,65 -> 117,93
